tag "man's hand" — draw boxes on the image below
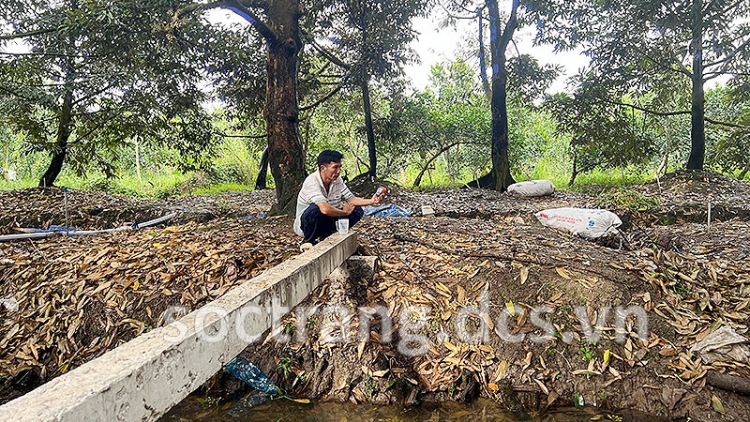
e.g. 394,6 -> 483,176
370,194 -> 382,205
343,202 -> 355,215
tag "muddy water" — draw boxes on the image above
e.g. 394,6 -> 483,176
161,397 -> 660,422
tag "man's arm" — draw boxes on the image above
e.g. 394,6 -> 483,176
317,201 -> 354,217
347,194 -> 382,207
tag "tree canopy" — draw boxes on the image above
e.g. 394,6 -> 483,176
527,0 -> 750,170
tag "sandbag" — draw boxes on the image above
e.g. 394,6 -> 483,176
507,180 -> 556,197
535,207 -> 622,239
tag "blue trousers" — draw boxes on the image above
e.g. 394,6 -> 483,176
300,204 -> 364,244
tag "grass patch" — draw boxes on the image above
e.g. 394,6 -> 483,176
565,169 -> 651,196
0,178 -> 38,191
191,183 -> 254,195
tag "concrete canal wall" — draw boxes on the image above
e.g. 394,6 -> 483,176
0,232 -> 358,422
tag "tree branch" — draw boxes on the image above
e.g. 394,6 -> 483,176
704,35 -> 750,71
222,0 -> 276,42
719,0 -> 747,16
599,98 -> 691,117
498,0 -> 519,52
704,117 -> 750,130
216,131 -> 267,139
413,140 -> 461,187
299,83 -> 344,111
0,28 -> 58,41
601,99 -> 748,129
175,1 -> 226,19
301,30 -> 351,70
704,70 -> 750,80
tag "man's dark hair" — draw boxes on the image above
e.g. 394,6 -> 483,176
317,150 -> 344,167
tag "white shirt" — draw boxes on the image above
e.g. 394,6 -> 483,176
293,171 -> 354,236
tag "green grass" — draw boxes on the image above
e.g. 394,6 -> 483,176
58,171 -> 193,198
568,170 -> 651,195
0,178 -> 38,191
191,183 -> 255,195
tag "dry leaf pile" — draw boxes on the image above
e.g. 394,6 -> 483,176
390,187 -> 597,219
0,187 -> 275,233
0,216 -> 298,402
639,222 -> 750,384
239,210 -> 750,419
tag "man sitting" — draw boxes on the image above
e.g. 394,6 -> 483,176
294,150 -> 382,251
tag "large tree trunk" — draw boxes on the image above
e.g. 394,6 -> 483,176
485,0 -> 516,191
362,77 -> 377,179
686,0 -> 705,170
263,1 -> 306,215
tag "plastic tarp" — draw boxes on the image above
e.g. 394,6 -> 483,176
363,204 -> 411,217
690,326 -> 750,364
226,357 -> 279,396
22,225 -> 78,233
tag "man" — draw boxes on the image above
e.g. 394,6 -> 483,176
294,150 -> 382,251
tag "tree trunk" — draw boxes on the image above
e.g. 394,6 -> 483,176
568,150 -> 578,187
477,9 -> 491,102
485,0 -> 516,191
361,77 -> 377,179
39,76 -> 75,187
255,146 -> 269,189
263,1 -> 306,215
657,123 -> 671,176
686,0 -> 705,170
414,142 -> 460,188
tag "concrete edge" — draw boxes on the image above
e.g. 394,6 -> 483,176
0,232 -> 358,422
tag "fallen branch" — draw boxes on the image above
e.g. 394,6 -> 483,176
707,371 -> 750,395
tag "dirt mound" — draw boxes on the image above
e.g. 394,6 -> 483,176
635,169 -> 750,224
388,187 -> 597,219
0,187 -> 275,233
220,216 -> 750,421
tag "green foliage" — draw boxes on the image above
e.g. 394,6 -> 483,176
579,342 -> 595,362
705,85 -> 750,176
565,170 -> 651,196
507,55 -> 563,106
543,89 -> 659,185
526,0 -> 750,170
380,59 -> 492,186
0,0 -> 258,184
309,0 -> 431,84
276,357 -> 293,380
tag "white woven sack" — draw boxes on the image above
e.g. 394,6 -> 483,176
535,207 -> 622,239
507,180 -> 556,197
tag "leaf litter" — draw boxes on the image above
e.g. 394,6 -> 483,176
4,171 -> 750,421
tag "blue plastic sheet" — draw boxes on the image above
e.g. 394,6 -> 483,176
225,357 -> 279,397
23,225 -> 78,233
240,212 -> 267,219
362,205 -> 411,217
